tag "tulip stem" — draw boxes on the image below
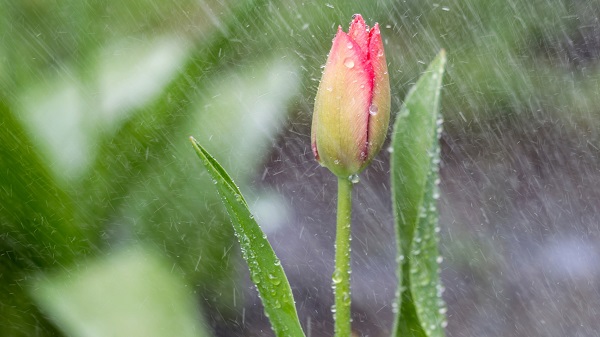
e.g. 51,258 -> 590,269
334,176 -> 353,337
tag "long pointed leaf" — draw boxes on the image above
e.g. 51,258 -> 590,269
391,50 -> 447,337
190,137 -> 305,337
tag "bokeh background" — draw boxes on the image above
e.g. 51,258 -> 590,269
2,0 -> 600,336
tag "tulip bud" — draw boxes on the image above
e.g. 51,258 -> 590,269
311,14 -> 391,178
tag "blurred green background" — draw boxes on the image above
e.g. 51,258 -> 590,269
2,0 -> 600,336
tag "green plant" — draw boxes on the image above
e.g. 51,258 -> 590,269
191,49 -> 447,336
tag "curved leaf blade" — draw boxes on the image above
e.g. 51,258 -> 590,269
189,137 -> 305,337
391,50 -> 447,337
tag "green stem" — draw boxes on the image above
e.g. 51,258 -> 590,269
334,176 -> 353,337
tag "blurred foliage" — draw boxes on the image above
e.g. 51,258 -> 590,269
1,0 -> 599,335
32,246 -> 210,337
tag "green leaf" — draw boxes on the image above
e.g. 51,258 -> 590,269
190,137 -> 305,337
0,100 -> 89,268
391,50 -> 447,337
31,246 -> 210,337
75,0 -> 272,242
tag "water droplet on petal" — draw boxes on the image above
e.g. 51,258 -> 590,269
326,86 -> 333,92
349,174 -> 360,184
347,42 -> 353,49
369,104 -> 378,115
343,58 -> 355,68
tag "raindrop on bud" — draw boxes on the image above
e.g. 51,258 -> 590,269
343,58 -> 355,68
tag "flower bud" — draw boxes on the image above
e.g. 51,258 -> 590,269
311,14 -> 390,178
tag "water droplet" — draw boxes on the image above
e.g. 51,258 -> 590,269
349,174 -> 360,184
250,273 -> 260,284
326,86 -> 333,92
332,272 -> 343,284
347,42 -> 353,49
343,58 -> 355,68
268,273 -> 281,285
369,104 -> 378,115
377,49 -> 384,57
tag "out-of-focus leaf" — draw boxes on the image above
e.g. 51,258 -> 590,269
107,59 -> 299,316
31,246 -> 209,337
17,37 -> 190,181
0,100 -> 88,268
75,0 -> 270,242
191,60 -> 299,177
391,50 -> 447,337
190,138 -> 305,337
